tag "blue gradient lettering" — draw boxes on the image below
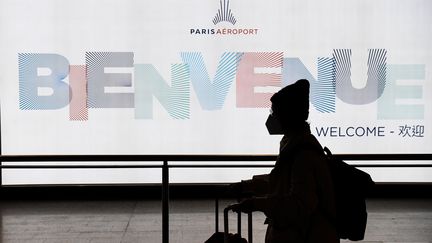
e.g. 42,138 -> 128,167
19,53 -> 70,110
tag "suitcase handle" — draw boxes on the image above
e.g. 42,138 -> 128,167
224,204 -> 253,243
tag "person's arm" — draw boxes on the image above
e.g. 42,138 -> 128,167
256,151 -> 319,228
230,173 -> 270,197
240,174 -> 270,196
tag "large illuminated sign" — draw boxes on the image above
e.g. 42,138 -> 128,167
1,0 -> 431,183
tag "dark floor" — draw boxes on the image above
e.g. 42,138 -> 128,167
0,198 -> 431,243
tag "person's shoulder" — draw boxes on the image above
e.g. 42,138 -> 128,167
296,135 -> 325,163
298,133 -> 323,153
295,148 -> 322,163
278,133 -> 323,162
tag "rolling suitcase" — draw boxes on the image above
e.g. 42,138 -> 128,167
205,199 -> 253,243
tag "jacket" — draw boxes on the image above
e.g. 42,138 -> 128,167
243,130 -> 339,243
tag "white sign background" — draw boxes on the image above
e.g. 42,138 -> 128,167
1,0 -> 431,183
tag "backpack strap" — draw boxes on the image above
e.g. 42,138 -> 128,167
323,146 -> 333,156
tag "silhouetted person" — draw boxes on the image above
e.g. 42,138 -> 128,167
230,79 -> 339,243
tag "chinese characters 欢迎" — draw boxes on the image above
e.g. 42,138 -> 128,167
398,125 -> 425,137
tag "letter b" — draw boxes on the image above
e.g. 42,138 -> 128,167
19,53 -> 70,110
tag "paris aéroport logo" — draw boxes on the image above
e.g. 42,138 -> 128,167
190,0 -> 259,36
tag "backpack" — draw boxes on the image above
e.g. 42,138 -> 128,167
323,146 -> 375,241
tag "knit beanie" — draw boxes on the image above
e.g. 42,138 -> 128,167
270,79 -> 310,123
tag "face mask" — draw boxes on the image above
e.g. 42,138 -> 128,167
265,114 -> 284,135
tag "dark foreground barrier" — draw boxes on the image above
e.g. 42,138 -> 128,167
1,154 -> 432,243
